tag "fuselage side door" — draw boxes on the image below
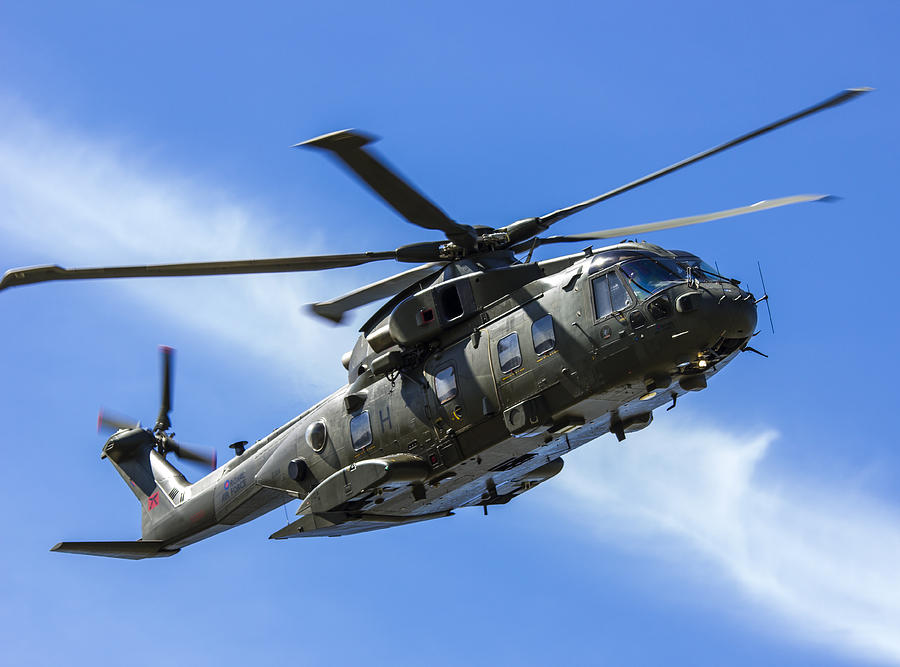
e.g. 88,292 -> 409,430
423,333 -> 496,464
487,308 -> 537,411
585,266 -> 640,386
424,334 -> 496,435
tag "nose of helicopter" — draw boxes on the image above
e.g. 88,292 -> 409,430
717,285 -> 757,338
683,282 -> 757,343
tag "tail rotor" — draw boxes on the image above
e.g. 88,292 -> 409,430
98,346 -> 217,470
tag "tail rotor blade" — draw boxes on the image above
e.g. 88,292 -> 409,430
154,346 -> 174,433
97,409 -> 139,434
162,436 -> 217,469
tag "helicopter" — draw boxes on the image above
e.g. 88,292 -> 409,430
0,87 -> 869,559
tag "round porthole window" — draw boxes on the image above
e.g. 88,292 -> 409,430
306,420 -> 327,452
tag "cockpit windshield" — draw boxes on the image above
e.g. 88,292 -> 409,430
620,258 -> 687,300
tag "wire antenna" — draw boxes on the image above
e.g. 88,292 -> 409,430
756,261 -> 775,334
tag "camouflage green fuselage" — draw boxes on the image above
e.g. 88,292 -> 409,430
119,242 -> 755,547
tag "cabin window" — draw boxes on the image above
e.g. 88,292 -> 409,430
435,365 -> 458,404
306,420 -> 327,452
349,411 -> 372,451
531,315 -> 556,355
592,271 -> 632,319
497,332 -> 522,373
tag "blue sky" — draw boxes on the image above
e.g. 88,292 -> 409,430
1,2 -> 898,665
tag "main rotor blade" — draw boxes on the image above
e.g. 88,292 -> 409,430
536,88 -> 871,229
309,261 -> 446,324
297,130 -> 478,247
0,251 -> 399,292
519,194 -> 832,251
154,346 -> 174,433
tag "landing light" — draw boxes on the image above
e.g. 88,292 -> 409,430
639,391 -> 657,401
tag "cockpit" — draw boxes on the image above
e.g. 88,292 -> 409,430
619,258 -> 687,301
589,244 -> 733,302
584,242 -> 756,367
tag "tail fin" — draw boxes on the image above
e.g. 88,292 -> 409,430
104,429 -> 192,537
52,428 -> 192,558
102,429 -> 158,503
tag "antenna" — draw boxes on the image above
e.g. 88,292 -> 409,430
756,261 -> 775,334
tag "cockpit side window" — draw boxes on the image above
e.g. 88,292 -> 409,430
609,272 -> 631,311
592,271 -> 631,319
593,274 -> 612,318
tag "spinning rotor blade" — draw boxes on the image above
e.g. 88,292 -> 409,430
309,261 -> 446,323
99,346 -> 216,469
297,130 -> 479,248
519,194 -> 832,251
534,88 -> 871,230
160,436 -> 217,469
97,409 -> 139,434
155,346 -> 174,433
0,251 -> 399,292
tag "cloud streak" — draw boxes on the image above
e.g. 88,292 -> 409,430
0,98 -> 363,393
555,414 -> 900,664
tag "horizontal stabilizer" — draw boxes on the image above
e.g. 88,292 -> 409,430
50,540 -> 180,560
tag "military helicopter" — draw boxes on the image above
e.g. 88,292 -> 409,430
0,88 -> 869,559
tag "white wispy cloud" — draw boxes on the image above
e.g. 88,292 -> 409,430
555,414 -> 900,664
0,98 -> 364,394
